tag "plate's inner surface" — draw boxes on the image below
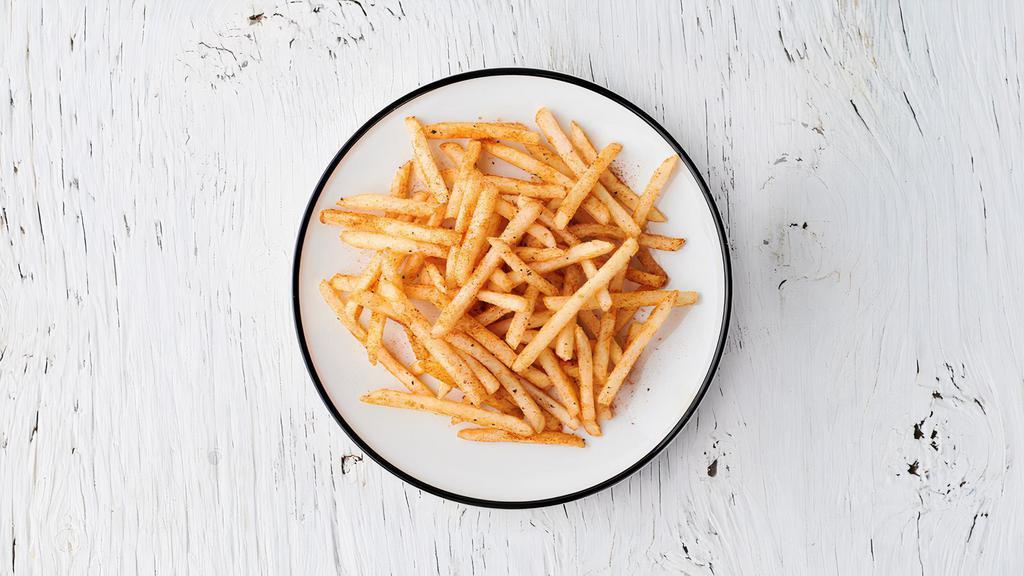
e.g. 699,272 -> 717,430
297,74 -> 727,503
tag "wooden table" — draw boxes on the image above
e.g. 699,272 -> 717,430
2,1 -> 1022,573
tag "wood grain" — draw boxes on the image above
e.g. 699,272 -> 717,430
2,0 -> 1022,573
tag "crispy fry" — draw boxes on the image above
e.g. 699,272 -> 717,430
405,117 -> 449,204
365,311 -> 386,365
598,292 -> 677,406
593,310 -> 615,389
361,389 -> 532,436
321,210 -> 461,246
340,230 -> 448,259
541,289 -> 697,310
336,194 -> 440,218
475,304 -> 512,327
554,267 -> 581,361
476,290 -> 529,313
567,224 -> 685,251
424,122 -> 542,144
457,428 -> 584,447
574,325 -> 599,435
455,183 -> 499,284
515,247 -> 565,262
530,240 -> 615,274
625,268 -> 668,289
633,155 -> 678,226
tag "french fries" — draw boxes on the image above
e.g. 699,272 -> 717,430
317,109 -> 699,448
457,428 -> 585,447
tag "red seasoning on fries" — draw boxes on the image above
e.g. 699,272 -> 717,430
317,108 -> 694,447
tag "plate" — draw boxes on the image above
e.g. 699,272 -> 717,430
293,68 -> 731,508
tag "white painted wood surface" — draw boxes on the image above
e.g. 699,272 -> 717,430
2,0 -> 1022,573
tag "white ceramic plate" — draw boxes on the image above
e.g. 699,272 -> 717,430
293,69 -> 731,508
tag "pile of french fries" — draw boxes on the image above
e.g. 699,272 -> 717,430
318,109 -> 697,448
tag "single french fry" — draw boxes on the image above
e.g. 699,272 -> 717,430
593,311 -> 615,388
486,175 -> 565,198
489,238 -> 559,296
382,283 -> 487,406
522,381 -> 580,430
361,389 -> 532,435
598,404 -> 613,421
455,183 -> 500,284
574,325 -> 598,431
625,268 -> 668,289
335,194 -> 441,218
431,200 -> 543,337
567,224 -> 685,251
404,117 -> 449,204
390,161 -> 413,199
506,286 -> 539,349
538,349 -> 580,417
541,290 -> 697,310
554,267 -> 581,361
475,304 -> 512,327
446,332 -> 545,433
457,349 -> 501,395
476,290 -> 529,313
424,122 -> 542,144
318,281 -> 433,396
554,142 -> 622,229
515,246 -> 565,262
568,121 -> 667,222
457,428 -> 584,447
321,210 -> 461,246
443,140 -> 482,218
530,240 -> 615,274
365,311 -> 386,366
598,293 -> 677,406
633,155 -> 679,226
513,238 -> 638,372
340,230 -> 448,259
